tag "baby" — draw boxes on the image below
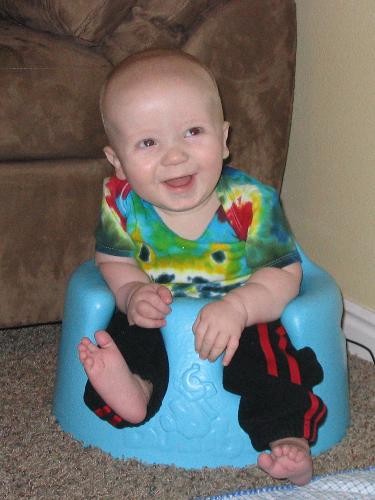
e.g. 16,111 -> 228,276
78,49 -> 326,485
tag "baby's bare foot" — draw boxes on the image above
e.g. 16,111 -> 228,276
257,438 -> 312,486
78,331 -> 152,424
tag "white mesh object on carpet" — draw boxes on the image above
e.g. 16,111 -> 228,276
196,467 -> 375,499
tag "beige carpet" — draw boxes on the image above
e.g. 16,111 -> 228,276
1,323 -> 374,499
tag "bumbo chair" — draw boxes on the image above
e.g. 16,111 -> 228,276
53,245 -> 350,468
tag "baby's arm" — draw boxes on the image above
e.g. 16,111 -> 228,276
193,262 -> 302,365
96,251 -> 172,328
226,262 -> 302,326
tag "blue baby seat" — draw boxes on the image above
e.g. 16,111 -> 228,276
53,247 -> 350,468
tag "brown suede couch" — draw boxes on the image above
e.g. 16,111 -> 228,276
0,0 -> 296,328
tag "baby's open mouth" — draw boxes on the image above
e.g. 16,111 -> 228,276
164,175 -> 193,188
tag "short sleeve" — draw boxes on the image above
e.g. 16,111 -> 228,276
245,184 -> 300,271
95,177 -> 136,257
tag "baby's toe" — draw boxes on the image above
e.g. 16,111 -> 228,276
295,449 -> 306,462
79,337 -> 92,347
287,446 -> 299,461
82,355 -> 94,371
272,445 -> 284,458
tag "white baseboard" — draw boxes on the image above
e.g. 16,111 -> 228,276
343,299 -> 375,363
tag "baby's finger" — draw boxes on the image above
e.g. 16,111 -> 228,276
222,337 -> 240,366
144,289 -> 171,315
207,336 -> 228,362
136,299 -> 168,320
157,285 -> 173,305
134,315 -> 167,329
193,316 -> 206,353
198,330 -> 218,360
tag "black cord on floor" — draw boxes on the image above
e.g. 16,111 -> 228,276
346,338 -> 375,365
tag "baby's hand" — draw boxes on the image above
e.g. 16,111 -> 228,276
192,298 -> 247,366
126,283 -> 172,328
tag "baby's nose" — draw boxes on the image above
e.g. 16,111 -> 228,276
161,146 -> 188,166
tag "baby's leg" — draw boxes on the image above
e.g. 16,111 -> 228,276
78,331 -> 152,424
80,311 -> 169,428
258,437 -> 312,486
223,320 -> 327,486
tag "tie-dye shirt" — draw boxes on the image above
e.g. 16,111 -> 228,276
95,166 -> 300,298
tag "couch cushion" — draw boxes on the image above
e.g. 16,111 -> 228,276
102,0 -> 223,64
0,21 -> 111,161
0,0 -> 135,44
0,158 -> 112,327
184,0 -> 297,189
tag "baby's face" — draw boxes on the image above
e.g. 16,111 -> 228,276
103,69 -> 229,216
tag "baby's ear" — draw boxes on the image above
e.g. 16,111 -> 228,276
103,146 -> 126,179
222,121 -> 230,160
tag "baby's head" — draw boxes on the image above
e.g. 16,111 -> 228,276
100,49 -> 230,215
101,49 -> 226,139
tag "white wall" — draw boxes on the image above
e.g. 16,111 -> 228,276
282,0 -> 375,310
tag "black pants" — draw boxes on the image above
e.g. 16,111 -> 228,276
84,310 -> 327,451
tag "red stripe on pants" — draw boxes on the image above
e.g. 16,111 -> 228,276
310,403 -> 327,443
258,323 -> 278,377
304,392 -> 320,441
276,325 -> 302,385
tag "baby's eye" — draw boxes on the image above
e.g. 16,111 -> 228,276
139,138 -> 156,148
185,127 -> 202,137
